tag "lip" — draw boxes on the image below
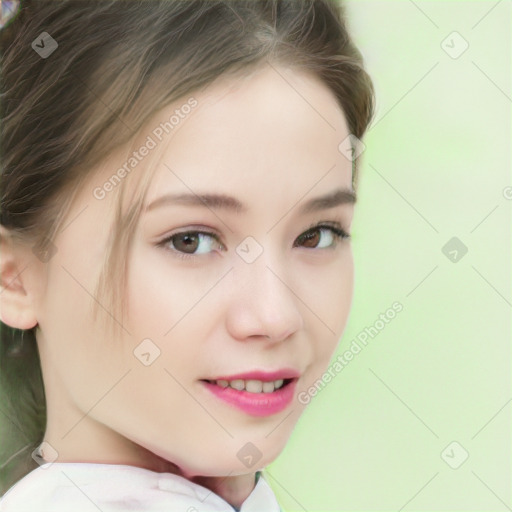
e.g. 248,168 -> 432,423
201,378 -> 298,417
205,368 -> 301,382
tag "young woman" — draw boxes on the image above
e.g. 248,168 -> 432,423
0,0 -> 375,510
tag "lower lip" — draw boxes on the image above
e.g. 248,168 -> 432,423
201,379 -> 297,417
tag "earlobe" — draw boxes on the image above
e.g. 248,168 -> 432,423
0,226 -> 39,330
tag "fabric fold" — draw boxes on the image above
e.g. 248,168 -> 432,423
0,462 -> 282,512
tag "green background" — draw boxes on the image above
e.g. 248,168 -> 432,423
266,1 -> 512,510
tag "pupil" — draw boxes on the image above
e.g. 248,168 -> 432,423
178,234 -> 198,253
303,231 -> 319,248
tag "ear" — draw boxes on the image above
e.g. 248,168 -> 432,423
0,225 -> 39,330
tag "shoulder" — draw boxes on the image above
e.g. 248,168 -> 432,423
0,463 -> 71,512
0,462 -> 164,512
0,463 -> 283,512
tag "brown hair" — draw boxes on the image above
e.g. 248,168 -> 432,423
0,0 -> 375,493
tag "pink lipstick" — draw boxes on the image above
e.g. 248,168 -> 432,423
200,369 -> 300,417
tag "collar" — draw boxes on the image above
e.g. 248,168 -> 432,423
0,462 -> 282,512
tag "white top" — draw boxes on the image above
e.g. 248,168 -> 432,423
0,462 -> 282,512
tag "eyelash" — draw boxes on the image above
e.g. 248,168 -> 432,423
157,221 -> 351,261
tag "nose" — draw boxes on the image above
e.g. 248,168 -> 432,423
225,253 -> 304,343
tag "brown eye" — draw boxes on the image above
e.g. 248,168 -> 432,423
158,230 -> 222,260
172,233 -> 200,254
299,230 -> 321,248
294,224 -> 350,250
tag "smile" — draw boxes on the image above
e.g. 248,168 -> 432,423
204,378 -> 290,393
200,378 -> 298,417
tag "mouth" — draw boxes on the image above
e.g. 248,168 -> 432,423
200,377 -> 295,393
199,376 -> 299,417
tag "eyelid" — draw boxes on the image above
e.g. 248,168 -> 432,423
156,224 -> 224,244
155,228 -> 224,261
300,220 -> 350,239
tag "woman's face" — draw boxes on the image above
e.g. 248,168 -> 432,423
25,64 -> 355,477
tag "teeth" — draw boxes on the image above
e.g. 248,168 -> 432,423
230,379 -> 245,391
245,380 -> 263,393
211,378 -> 287,393
262,381 -> 275,393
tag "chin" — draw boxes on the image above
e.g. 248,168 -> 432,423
184,447 -> 283,478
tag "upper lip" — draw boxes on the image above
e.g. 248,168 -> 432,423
204,368 -> 301,382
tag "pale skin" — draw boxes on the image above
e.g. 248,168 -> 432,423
0,63 -> 355,509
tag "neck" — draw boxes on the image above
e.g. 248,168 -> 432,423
39,423 -> 258,509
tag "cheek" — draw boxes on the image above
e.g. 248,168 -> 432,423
331,255 -> 354,334
125,247 -> 217,373
37,211 -> 131,384
305,248 -> 354,327
126,238 -> 230,334
126,249 -> 192,340
42,251 -> 101,354
39,203 -> 114,337
304,249 -> 354,358
126,272 -> 173,340
37,266 -> 125,411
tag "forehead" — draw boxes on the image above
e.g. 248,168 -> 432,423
81,63 -> 352,224
143,64 -> 352,199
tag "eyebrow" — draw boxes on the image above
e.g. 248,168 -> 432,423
145,187 -> 356,215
